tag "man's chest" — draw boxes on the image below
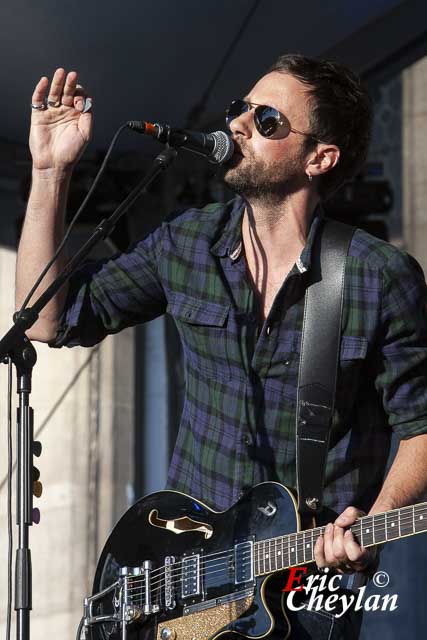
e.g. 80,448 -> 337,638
163,240 -> 379,412
242,240 -> 300,323
246,261 -> 296,324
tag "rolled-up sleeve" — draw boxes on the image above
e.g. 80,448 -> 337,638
375,251 -> 427,438
50,223 -> 167,348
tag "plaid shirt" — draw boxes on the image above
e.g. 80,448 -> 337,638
53,197 -> 427,518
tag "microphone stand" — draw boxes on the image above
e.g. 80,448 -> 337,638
0,144 -> 178,640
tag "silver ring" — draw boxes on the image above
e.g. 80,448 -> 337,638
82,97 -> 92,113
31,102 -> 47,111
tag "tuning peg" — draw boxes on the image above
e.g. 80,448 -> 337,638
33,480 -> 43,498
32,508 -> 40,524
33,441 -> 42,457
32,466 -> 40,481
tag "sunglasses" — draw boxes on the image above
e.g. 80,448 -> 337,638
225,98 -> 326,143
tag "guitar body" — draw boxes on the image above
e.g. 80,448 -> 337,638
89,482 -> 300,640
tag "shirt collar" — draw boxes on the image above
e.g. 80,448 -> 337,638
210,196 -> 325,272
210,196 -> 246,258
297,203 -> 325,272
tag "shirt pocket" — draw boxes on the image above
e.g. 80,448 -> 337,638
337,335 -> 369,408
167,293 -> 231,379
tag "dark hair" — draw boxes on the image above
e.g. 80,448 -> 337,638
269,53 -> 372,199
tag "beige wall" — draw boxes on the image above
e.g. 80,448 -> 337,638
403,55 -> 427,271
0,246 -> 135,640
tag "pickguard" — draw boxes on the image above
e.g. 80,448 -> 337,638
156,595 -> 254,640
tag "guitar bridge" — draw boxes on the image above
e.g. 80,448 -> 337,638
164,556 -> 176,609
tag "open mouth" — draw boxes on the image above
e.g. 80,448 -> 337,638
225,152 -> 244,167
221,141 -> 245,168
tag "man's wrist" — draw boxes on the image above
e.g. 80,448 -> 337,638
32,166 -> 73,182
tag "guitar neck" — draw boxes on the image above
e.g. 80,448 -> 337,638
254,501 -> 427,577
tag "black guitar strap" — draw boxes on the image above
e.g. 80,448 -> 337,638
296,218 -> 355,518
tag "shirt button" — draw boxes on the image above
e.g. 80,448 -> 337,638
242,434 -> 252,445
266,325 -> 271,336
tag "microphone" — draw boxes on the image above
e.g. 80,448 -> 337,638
127,120 -> 234,164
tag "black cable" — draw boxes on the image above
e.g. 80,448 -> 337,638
17,122 -> 129,318
185,0 -> 262,128
6,357 -> 13,640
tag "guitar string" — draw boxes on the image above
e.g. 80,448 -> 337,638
126,510 -> 427,602
243,508 -> 427,551
127,533 -> 427,603
127,503 -> 427,585
124,507 -> 427,591
246,506 -> 427,548
130,546 -> 252,583
127,550 -> 252,593
128,562 -> 237,602
123,508 -> 427,599
127,525 -> 330,587
128,510 -> 425,602
119,508 -> 427,601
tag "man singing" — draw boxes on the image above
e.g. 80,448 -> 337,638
16,54 -> 427,638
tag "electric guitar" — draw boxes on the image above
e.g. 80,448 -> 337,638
82,482 -> 427,639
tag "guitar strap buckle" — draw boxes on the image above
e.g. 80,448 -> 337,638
297,398 -> 332,516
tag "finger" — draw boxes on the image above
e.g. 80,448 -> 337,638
334,507 -> 364,527
343,530 -> 370,564
331,525 -> 348,563
74,84 -> 88,100
322,523 -> 336,564
73,95 -> 93,114
61,71 -> 78,107
31,76 -> 49,106
77,108 -> 93,143
314,534 -> 326,568
47,68 -> 66,105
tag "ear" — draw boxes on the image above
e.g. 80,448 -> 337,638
306,144 -> 340,178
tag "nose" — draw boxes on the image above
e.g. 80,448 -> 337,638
227,108 -> 253,138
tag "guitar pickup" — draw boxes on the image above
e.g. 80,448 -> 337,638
234,540 -> 254,585
181,553 -> 201,599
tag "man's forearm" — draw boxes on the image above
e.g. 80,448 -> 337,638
369,433 -> 427,514
15,168 -> 72,342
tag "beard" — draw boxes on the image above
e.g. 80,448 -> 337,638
220,146 -> 306,204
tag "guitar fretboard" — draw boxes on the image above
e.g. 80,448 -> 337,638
254,502 -> 427,577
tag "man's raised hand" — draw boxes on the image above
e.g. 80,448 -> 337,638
29,68 -> 93,172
